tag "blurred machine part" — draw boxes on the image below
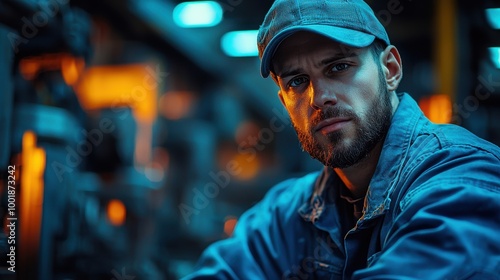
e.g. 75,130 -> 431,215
0,0 -> 173,279
1,0 -> 500,279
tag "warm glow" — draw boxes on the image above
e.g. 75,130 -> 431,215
223,217 -> 238,237
19,53 -> 85,83
106,199 -> 126,226
434,0 -> 456,104
19,131 -> 46,264
19,59 -> 40,81
419,94 -> 452,124
61,55 -> 85,85
74,64 -> 158,122
235,121 -> 261,146
75,64 -> 160,169
152,147 -> 170,169
232,153 -> 260,180
159,91 -> 195,120
135,121 -> 153,166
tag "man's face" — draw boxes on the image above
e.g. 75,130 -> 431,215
271,32 -> 393,168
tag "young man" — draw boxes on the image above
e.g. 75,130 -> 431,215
184,0 -> 500,279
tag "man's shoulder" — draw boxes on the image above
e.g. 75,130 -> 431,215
398,121 -> 500,199
257,171 -> 320,215
420,122 -> 500,159
264,171 -> 319,202
234,171 -> 320,233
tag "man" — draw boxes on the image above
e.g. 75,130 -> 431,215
183,0 -> 500,279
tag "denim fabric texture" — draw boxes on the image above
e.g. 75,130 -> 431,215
183,93 -> 500,280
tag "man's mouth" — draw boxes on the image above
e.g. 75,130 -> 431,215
314,118 -> 352,134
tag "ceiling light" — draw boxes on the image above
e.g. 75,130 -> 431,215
485,8 -> 500,29
221,30 -> 259,57
489,47 -> 500,69
173,1 -> 223,28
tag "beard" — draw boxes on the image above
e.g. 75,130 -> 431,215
293,75 -> 393,169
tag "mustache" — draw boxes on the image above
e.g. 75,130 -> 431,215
311,107 -> 356,127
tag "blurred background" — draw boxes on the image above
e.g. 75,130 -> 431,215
0,0 -> 499,279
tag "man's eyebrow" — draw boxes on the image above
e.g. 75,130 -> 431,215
319,51 -> 359,66
277,51 -> 360,79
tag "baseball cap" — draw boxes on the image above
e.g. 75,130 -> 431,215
257,0 -> 390,78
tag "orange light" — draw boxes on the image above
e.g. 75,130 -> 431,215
232,153 -> 259,181
19,60 -> 40,80
106,199 -> 126,226
235,121 -> 261,146
19,53 -> 85,83
74,64 -> 158,122
19,131 -> 46,265
75,64 -> 159,169
419,94 -> 452,124
152,147 -> 170,169
159,91 -> 195,120
135,120 -> 153,166
61,55 -> 85,85
223,217 -> 238,237
434,0 -> 456,101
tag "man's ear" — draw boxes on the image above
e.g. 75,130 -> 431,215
380,45 -> 403,91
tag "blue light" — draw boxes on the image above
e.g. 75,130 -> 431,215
486,8 -> 500,29
489,47 -> 500,69
173,1 -> 223,28
221,30 -> 259,57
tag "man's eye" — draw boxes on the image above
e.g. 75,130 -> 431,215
289,76 -> 308,88
330,63 -> 350,72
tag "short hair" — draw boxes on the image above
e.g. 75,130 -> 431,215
370,39 -> 388,62
370,39 -> 389,90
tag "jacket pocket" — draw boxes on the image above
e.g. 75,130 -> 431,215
313,260 -> 343,280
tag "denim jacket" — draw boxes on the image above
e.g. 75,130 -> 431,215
183,94 -> 500,280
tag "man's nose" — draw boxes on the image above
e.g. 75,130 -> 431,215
310,79 -> 338,109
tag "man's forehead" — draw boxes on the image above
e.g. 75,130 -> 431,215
271,32 -> 362,75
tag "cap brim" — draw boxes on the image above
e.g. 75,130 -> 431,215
260,25 -> 376,78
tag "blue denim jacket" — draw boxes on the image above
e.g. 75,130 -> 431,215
183,94 -> 500,279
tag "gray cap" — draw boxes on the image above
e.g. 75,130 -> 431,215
257,0 -> 390,78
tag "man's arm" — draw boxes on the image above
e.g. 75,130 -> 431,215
182,174 -> 316,279
353,178 -> 500,279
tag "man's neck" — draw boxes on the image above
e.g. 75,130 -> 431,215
332,92 -> 400,199
333,140 -> 384,199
